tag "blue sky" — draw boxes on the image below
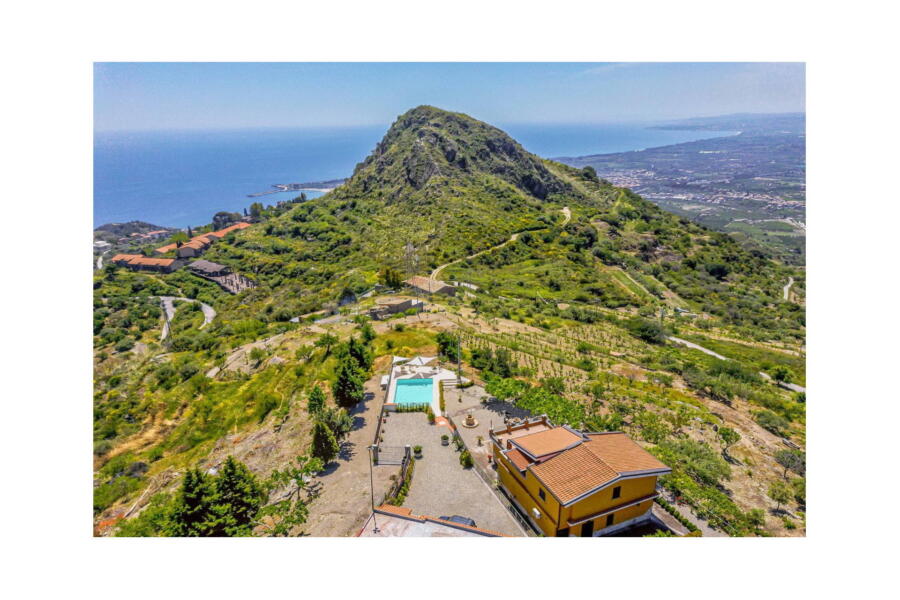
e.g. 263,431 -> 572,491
94,62 -> 805,132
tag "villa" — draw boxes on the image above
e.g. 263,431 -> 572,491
490,417 -> 671,537
155,222 -> 252,256
110,253 -> 177,273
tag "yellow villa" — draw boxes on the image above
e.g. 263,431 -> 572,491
490,416 -> 671,537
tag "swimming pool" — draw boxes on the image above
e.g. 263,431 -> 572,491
393,378 -> 434,407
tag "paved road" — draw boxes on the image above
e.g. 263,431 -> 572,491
430,207 -> 569,280
783,276 -> 794,301
158,296 -> 216,340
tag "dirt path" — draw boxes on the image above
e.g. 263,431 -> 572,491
430,207 -> 569,280
669,336 -> 806,393
158,296 -> 216,340
668,336 -> 728,360
303,372 -> 397,536
783,276 -> 794,301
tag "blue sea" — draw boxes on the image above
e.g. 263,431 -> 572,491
94,123 -> 735,228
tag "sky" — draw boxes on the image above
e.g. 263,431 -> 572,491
94,62 -> 805,132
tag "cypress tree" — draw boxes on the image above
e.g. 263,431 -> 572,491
347,336 -> 373,371
332,357 -> 364,408
307,385 -> 326,415
311,421 -> 340,464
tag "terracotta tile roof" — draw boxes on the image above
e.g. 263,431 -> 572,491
211,222 -> 251,237
155,243 -> 177,254
528,431 -> 670,505
530,443 -> 619,504
375,505 -> 416,518
182,239 -> 208,250
111,253 -> 142,263
505,448 -> 533,471
584,433 -> 670,474
512,426 -> 583,458
128,257 -> 175,267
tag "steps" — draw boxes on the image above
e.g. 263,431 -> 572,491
375,446 -> 408,466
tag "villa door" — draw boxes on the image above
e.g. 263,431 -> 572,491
581,520 -> 594,537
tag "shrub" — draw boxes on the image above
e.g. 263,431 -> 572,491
653,439 -> 731,487
655,498 -> 699,533
459,450 -> 473,468
625,317 -> 666,344
755,410 -> 790,436
311,421 -> 340,464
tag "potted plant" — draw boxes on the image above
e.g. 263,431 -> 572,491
441,434 -> 449,446
477,435 -> 484,446
413,445 -> 423,458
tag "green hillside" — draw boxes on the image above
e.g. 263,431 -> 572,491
93,106 -> 805,537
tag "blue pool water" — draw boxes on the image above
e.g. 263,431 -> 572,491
393,378 -> 434,406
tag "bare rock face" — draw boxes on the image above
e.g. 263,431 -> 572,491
404,139 -> 443,188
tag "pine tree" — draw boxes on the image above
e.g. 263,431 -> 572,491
311,421 -> 340,464
209,456 -> 265,537
332,357 -> 364,408
166,468 -> 215,537
307,385 -> 326,415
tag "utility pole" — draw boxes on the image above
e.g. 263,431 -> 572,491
456,334 -> 462,382
367,445 -> 379,534
404,241 -> 420,314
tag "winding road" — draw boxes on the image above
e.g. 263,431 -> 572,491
159,296 -> 216,341
430,207 -> 570,280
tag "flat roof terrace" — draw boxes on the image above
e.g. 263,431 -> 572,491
489,415 -> 553,448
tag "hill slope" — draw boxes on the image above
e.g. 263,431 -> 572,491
92,106 -> 806,537
199,105 -> 802,340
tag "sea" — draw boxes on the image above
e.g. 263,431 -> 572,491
94,123 -> 736,228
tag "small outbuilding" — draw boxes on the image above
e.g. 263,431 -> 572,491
188,259 -> 231,277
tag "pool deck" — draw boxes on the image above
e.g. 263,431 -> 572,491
384,358 -> 457,416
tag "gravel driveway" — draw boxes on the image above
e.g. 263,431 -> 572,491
380,412 -> 525,536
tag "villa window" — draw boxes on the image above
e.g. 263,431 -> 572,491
538,488 -> 546,501
606,514 -> 614,527
612,485 -> 621,499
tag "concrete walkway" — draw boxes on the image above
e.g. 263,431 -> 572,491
379,412 -> 525,536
